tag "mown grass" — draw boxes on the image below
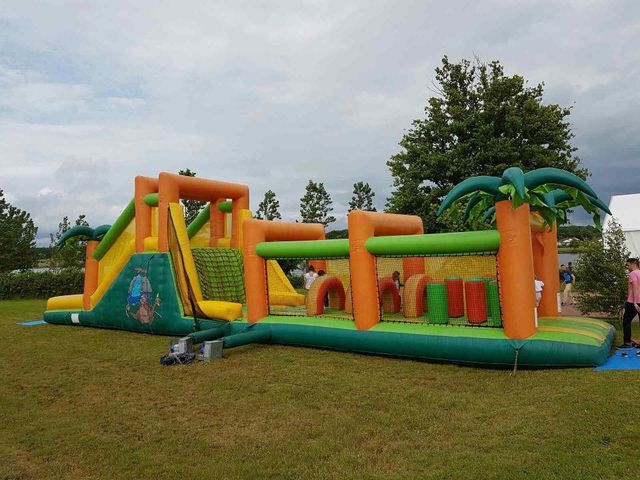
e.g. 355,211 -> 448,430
1,299 -> 640,479
557,246 -> 583,254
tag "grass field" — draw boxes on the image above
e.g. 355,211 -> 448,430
2,299 -> 640,479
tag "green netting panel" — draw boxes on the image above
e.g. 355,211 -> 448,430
191,247 -> 245,303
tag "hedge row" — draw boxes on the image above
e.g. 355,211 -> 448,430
0,269 -> 85,300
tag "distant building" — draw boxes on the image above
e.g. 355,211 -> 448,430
603,193 -> 640,257
558,238 -> 578,247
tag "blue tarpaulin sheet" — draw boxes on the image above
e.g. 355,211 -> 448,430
595,348 -> 640,371
17,320 -> 47,326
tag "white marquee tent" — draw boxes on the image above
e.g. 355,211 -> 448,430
603,193 -> 640,257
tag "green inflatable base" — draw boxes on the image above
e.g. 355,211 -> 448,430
224,316 -> 615,368
44,310 -> 615,368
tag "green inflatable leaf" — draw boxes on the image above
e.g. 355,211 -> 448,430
437,176 -> 501,216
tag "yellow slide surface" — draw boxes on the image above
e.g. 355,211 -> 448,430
198,300 -> 243,321
88,218 -> 137,307
190,220 -> 211,247
267,260 -> 305,306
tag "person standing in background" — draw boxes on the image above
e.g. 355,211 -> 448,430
568,262 -> 576,288
620,258 -> 640,348
568,262 -> 576,301
304,265 -> 318,291
562,267 -> 574,306
392,271 -> 403,291
317,269 -> 329,307
534,278 -> 545,308
559,264 -> 567,282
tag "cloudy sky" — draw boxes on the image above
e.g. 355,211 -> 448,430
0,0 -> 638,244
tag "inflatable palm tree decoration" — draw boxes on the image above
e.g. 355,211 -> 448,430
437,166 -> 611,337
56,224 -> 111,247
437,167 -> 611,227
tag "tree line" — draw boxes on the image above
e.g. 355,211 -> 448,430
258,179 -> 376,224
179,169 -> 376,226
0,190 -> 96,273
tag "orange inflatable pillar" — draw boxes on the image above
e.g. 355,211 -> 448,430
82,240 -> 99,310
134,176 -> 159,252
465,280 -> 487,324
157,173 -> 180,252
210,199 -> 225,246
230,194 -> 250,249
348,212 -> 379,329
309,260 -> 327,273
495,200 -> 537,339
402,257 -> 424,281
532,230 -> 544,280
445,277 -> 464,317
530,214 -> 561,317
243,220 -> 325,323
538,224 -> 561,316
530,214 -> 545,281
348,211 -> 423,330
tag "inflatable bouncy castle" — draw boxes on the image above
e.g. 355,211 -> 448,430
44,168 -> 616,367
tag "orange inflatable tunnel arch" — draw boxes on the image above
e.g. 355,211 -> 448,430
403,274 -> 430,318
378,277 -> 401,314
306,276 -> 346,315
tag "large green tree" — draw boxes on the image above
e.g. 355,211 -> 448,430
299,180 -> 336,227
387,56 -> 587,232
0,189 -> 38,272
574,219 -> 630,317
255,190 -> 282,220
349,182 -> 376,212
178,168 -> 205,224
50,214 -> 90,270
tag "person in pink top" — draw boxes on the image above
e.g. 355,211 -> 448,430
621,258 -> 640,348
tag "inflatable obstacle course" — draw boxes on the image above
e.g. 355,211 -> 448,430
44,168 -> 616,367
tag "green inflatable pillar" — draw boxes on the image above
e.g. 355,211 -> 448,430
486,280 -> 501,327
426,282 -> 449,324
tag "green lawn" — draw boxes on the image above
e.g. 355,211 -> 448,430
1,299 -> 640,479
557,246 -> 583,254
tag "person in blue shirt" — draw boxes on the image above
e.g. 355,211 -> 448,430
561,266 -> 575,306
